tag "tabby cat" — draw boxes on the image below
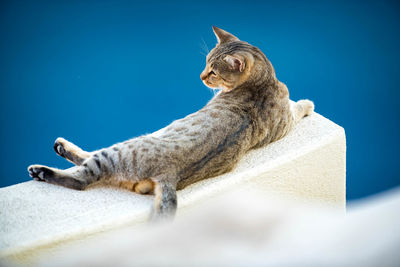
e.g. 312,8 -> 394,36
28,26 -> 314,221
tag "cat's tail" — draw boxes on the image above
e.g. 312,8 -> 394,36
150,179 -> 177,222
292,99 -> 314,124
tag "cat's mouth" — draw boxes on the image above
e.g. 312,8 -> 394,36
204,81 -> 222,91
203,80 -> 216,89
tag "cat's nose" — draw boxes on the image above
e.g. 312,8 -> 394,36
200,71 -> 207,80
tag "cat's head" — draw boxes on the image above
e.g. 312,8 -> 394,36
200,26 -> 275,92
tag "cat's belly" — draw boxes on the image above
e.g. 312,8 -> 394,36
176,157 -> 238,190
134,135 -> 245,189
174,134 -> 249,190
133,108 -> 253,187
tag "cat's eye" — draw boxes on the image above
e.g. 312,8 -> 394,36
209,70 -> 216,76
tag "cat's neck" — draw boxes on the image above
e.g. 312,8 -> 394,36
218,72 -> 279,101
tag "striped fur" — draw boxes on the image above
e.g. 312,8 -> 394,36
28,26 -> 314,221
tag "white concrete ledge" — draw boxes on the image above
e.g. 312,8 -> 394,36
0,112 -> 346,264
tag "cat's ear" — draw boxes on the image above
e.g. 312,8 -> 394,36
212,26 -> 239,44
224,54 -> 245,72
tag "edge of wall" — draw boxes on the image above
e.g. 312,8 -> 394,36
0,112 -> 346,264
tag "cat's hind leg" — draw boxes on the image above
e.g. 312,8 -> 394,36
54,137 -> 91,165
28,164 -> 90,190
292,100 -> 314,123
150,178 -> 177,222
29,147 -> 115,189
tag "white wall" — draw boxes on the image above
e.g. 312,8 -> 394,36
0,112 -> 346,264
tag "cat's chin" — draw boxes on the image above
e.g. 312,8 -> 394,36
202,77 -> 233,92
219,86 -> 234,93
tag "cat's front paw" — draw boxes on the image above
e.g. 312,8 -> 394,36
297,99 -> 315,116
28,165 -> 54,182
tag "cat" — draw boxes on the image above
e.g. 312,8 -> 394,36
28,26 -> 314,221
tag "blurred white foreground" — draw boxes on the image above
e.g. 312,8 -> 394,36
30,187 -> 400,267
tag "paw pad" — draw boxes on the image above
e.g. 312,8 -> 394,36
54,140 -> 65,157
28,166 -> 45,181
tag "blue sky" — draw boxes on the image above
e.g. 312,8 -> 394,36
1,0 -> 399,200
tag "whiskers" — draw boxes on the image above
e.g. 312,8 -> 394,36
199,37 -> 209,57
199,37 -> 219,97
